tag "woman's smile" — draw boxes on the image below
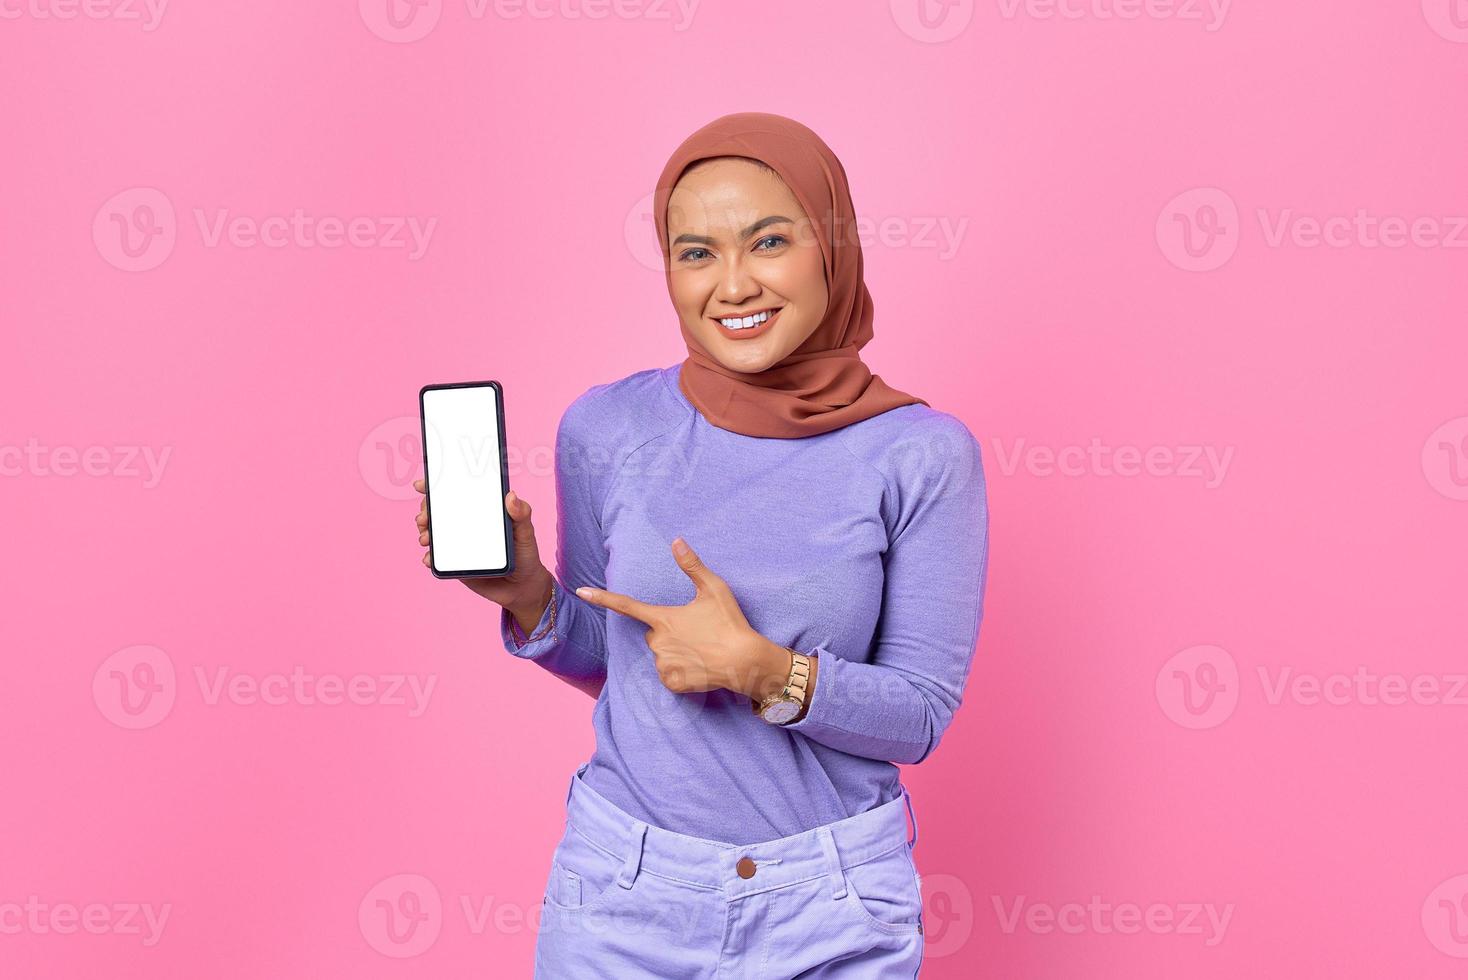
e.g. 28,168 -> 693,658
710,306 -> 784,341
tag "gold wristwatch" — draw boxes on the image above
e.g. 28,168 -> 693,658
752,648 -> 812,725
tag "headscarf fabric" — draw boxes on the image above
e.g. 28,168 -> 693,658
653,112 -> 928,439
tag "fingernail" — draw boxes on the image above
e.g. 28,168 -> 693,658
575,587 -> 593,598
672,537 -> 689,556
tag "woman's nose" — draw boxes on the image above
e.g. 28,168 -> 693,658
717,258 -> 759,301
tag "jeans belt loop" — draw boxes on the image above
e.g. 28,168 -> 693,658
617,821 -> 648,889
568,761 -> 592,806
816,826 -> 847,900
901,784 -> 918,849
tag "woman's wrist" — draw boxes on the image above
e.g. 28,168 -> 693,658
507,572 -> 555,636
733,635 -> 798,702
733,638 -> 819,723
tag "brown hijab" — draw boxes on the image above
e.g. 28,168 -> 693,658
653,112 -> 928,439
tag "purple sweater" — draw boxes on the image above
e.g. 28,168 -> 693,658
500,362 -> 989,845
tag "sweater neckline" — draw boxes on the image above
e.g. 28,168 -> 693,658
662,361 -> 696,416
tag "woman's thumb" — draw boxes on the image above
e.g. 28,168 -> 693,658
507,490 -> 538,543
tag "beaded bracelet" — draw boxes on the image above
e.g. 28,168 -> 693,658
509,580 -> 558,646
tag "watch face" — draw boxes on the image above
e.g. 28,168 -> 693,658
761,700 -> 800,724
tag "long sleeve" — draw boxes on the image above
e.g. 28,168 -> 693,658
784,420 -> 990,764
498,396 -> 611,698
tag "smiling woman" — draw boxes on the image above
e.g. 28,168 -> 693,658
665,161 -> 828,361
413,111 -> 990,978
655,124 -> 931,439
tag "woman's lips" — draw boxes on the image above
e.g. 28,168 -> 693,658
711,307 -> 783,341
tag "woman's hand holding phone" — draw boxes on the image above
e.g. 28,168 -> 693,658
414,478 -> 554,633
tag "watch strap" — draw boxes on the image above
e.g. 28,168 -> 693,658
753,648 -> 811,720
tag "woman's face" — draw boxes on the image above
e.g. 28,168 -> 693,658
665,157 -> 829,374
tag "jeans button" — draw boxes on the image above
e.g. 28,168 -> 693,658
736,857 -> 757,879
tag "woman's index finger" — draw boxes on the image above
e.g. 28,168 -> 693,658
576,586 -> 662,625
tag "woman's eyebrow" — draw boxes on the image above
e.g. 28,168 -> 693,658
672,215 -> 794,247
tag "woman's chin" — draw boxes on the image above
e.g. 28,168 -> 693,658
710,344 -> 782,374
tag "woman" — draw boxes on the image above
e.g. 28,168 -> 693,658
414,112 -> 989,977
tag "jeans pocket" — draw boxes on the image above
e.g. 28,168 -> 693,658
844,842 -> 924,934
542,823 -> 626,914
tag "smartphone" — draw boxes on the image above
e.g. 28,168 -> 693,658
418,380 -> 514,578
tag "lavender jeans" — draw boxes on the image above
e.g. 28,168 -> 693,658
534,762 -> 926,978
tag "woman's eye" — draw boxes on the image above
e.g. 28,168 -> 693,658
754,235 -> 787,251
678,247 -> 711,262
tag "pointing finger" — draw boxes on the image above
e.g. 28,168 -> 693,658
575,586 -> 663,626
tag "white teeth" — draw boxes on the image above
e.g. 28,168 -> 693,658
719,310 -> 774,330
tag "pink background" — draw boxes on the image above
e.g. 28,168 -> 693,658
4,0 -> 1468,976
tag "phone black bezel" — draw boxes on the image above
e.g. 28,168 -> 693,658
418,379 -> 515,579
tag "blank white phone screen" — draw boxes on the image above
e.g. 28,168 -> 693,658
423,386 -> 507,573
